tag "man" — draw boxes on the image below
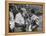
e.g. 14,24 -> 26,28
15,8 -> 27,32
10,11 -> 15,32
30,9 -> 39,31
9,4 -> 20,32
19,8 -> 32,32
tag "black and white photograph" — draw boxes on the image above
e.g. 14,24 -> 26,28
9,3 -> 44,33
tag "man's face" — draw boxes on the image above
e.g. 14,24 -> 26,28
21,8 -> 27,13
21,8 -> 27,16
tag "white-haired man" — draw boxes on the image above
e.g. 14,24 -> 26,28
15,8 -> 27,32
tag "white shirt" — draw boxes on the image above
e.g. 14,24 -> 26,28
10,12 -> 15,30
31,14 -> 39,25
28,14 -> 39,31
15,13 -> 24,25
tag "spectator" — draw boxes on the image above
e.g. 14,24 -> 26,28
31,9 -> 39,31
10,11 -> 15,32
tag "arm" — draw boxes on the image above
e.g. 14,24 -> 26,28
31,18 -> 39,30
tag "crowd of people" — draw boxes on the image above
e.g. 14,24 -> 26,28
9,4 -> 42,32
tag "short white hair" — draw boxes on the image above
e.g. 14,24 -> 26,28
21,8 -> 27,14
21,8 -> 26,11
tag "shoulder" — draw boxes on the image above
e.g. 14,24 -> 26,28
16,13 -> 21,17
10,12 -> 13,15
31,14 -> 39,20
